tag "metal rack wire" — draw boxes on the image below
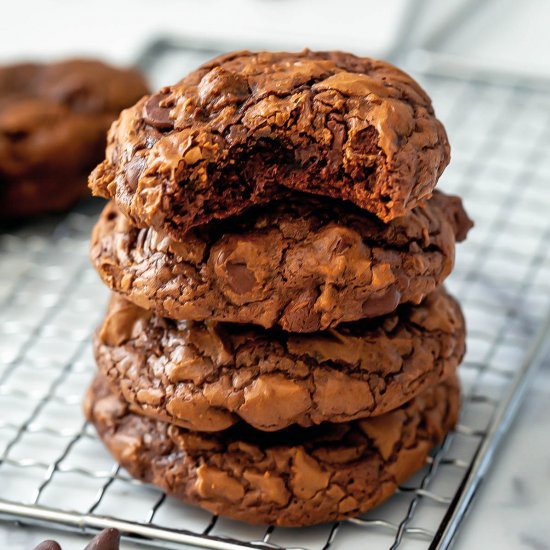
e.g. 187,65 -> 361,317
1,51 -> 550,550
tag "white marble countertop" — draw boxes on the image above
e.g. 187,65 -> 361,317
453,358 -> 550,550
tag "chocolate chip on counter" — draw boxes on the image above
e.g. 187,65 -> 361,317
32,528 -> 120,550
33,541 -> 62,550
83,528 -> 120,550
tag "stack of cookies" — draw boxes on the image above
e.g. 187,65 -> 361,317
86,51 -> 472,527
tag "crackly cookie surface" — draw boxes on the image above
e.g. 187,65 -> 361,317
90,191 -> 471,332
94,288 -> 464,432
86,374 -> 459,527
0,59 -> 148,219
89,50 -> 450,236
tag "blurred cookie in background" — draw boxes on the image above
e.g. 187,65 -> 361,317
0,59 -> 148,220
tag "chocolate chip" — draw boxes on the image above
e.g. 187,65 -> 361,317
225,262 -> 257,294
362,289 -> 401,318
124,155 -> 147,191
198,67 -> 249,111
83,528 -> 120,550
33,541 -> 61,550
280,289 -> 321,332
143,93 -> 173,130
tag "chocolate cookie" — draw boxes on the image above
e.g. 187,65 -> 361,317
89,50 -> 450,237
90,191 -> 471,332
86,374 -> 459,527
0,59 -> 148,219
94,288 -> 464,432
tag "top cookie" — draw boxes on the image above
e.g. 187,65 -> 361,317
0,59 -> 148,218
89,50 -> 450,237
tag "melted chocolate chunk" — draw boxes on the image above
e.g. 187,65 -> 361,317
124,155 -> 147,191
142,92 -> 174,130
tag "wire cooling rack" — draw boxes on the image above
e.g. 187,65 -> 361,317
1,51 -> 550,550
